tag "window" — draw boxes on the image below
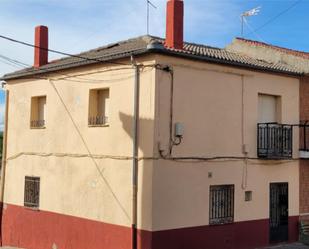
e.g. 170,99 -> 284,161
88,88 -> 109,126
209,185 -> 234,225
24,176 -> 40,208
258,94 -> 280,123
30,96 -> 46,128
245,191 -> 252,202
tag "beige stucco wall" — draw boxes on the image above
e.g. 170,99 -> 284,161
152,55 -> 300,231
3,57 -> 156,230
2,53 -> 301,233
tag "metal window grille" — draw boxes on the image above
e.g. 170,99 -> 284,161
88,116 -> 108,126
24,177 -> 40,208
209,185 -> 234,225
257,123 -> 293,159
30,120 -> 45,128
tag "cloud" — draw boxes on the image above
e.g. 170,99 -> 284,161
0,0 -> 242,77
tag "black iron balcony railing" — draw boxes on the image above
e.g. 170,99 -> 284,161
30,120 -> 45,128
88,115 -> 108,126
257,123 -> 293,159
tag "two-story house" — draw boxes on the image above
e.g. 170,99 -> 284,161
0,1 -> 304,249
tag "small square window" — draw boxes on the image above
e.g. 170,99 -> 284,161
209,185 -> 234,225
24,176 -> 40,208
88,89 -> 109,126
245,191 -> 252,202
30,96 -> 46,128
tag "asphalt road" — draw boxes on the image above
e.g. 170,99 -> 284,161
260,242 -> 309,249
1,243 -> 309,249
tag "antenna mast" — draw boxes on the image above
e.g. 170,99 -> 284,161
147,0 -> 157,35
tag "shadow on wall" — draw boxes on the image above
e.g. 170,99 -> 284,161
119,112 -> 155,157
119,112 -> 133,139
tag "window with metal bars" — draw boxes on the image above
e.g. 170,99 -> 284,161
209,185 -> 234,225
30,96 -> 46,128
24,176 -> 40,208
88,88 -> 109,126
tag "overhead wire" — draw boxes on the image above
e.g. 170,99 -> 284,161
242,17 -> 266,43
48,78 -> 131,221
0,32 -> 165,83
0,57 -> 23,69
0,52 -> 155,83
0,52 -> 31,69
246,0 -> 302,36
1,46 -> 297,166
5,151 -> 299,166
0,54 -> 29,68
0,34 -> 130,66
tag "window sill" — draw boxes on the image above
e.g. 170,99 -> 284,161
209,221 -> 234,226
88,124 -> 109,128
30,126 -> 46,129
24,206 -> 40,211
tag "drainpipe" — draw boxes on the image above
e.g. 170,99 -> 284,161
0,83 -> 9,245
131,56 -> 140,249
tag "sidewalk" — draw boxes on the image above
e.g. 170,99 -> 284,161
260,242 -> 309,249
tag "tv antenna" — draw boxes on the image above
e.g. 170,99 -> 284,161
241,6 -> 261,37
147,0 -> 157,35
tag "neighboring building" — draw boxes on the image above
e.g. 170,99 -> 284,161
226,38 -> 309,73
0,1 -> 306,249
227,37 -> 309,223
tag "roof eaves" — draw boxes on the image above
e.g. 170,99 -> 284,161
1,48 -> 149,81
146,46 -> 303,77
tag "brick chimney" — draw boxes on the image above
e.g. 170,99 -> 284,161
34,26 -> 48,68
165,0 -> 184,50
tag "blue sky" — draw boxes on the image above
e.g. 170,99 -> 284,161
0,0 -> 307,128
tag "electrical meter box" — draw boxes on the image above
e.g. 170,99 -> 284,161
175,123 -> 184,137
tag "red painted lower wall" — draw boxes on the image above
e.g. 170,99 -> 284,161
1,203 -> 299,249
1,203 -> 131,249
150,217 -> 299,249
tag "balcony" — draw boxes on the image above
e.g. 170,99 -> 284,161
257,123 -> 293,159
88,115 -> 108,126
30,120 -> 45,128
